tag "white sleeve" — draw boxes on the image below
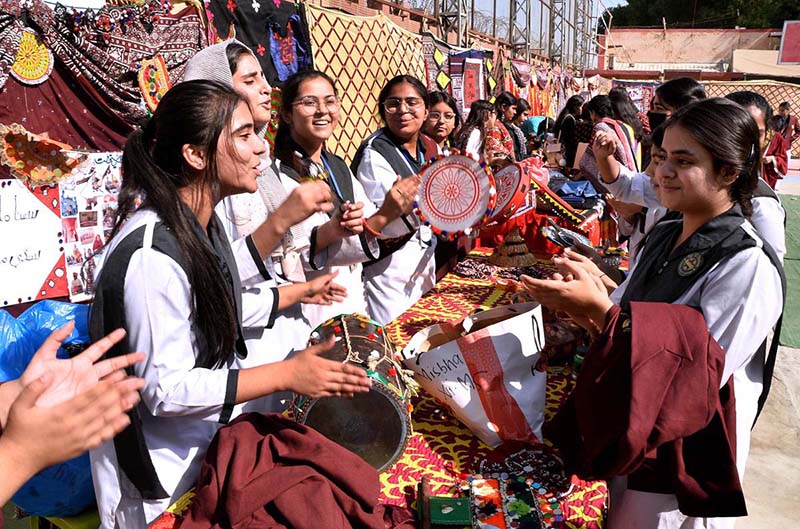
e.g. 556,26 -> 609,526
241,284 -> 280,329
215,198 -> 275,288
751,197 -> 786,263
603,165 -> 662,209
355,148 -> 416,238
124,248 -> 237,422
466,129 -> 482,157
698,247 -> 783,386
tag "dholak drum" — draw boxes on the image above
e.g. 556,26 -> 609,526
291,313 -> 415,472
414,151 -> 496,239
490,162 -> 530,224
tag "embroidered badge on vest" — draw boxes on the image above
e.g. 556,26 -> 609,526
678,252 -> 703,276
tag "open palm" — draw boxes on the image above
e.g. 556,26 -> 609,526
20,322 -> 144,408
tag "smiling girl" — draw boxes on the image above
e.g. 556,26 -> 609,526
523,98 -> 783,528
88,80 -> 370,529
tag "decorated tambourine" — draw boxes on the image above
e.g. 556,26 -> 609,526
413,150 -> 497,239
0,123 -> 87,185
490,162 -> 531,224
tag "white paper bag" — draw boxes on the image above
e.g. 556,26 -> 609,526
401,302 -> 547,447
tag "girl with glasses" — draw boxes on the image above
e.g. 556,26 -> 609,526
423,90 -> 461,151
352,75 -> 440,324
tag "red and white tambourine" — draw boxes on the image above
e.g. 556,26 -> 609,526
489,162 -> 531,224
414,150 -> 496,239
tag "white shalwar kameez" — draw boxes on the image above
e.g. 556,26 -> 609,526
89,208 -> 281,529
355,146 -> 437,325
607,221 -> 783,529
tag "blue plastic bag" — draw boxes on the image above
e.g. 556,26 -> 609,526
0,301 -> 95,517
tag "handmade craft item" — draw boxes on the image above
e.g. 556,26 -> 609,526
0,123 -> 87,185
414,151 -> 496,239
401,302 -> 547,447
10,28 -> 53,86
138,54 -> 171,113
540,217 -> 592,248
292,313 -> 417,472
489,162 -> 530,224
489,228 -> 538,268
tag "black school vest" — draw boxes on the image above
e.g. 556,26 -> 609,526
620,205 -> 786,423
89,214 -> 247,499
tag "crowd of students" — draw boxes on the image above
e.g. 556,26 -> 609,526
0,39 -> 788,529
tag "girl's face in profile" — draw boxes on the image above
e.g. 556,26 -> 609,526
216,102 -> 267,197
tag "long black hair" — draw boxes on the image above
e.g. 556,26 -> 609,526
424,90 -> 462,145
273,69 -> 338,168
666,98 -> 760,217
112,80 -> 243,368
655,77 -> 706,112
609,87 -> 644,141
454,100 -> 494,154
554,95 -> 584,136
585,95 -> 614,120
377,75 -> 428,122
494,91 -> 517,121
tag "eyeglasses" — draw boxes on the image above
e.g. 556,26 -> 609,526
427,111 -> 456,122
292,96 -> 340,115
383,97 -> 424,114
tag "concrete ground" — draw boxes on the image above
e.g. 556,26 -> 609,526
741,162 -> 800,528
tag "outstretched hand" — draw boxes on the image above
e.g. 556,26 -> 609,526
301,270 -> 348,305
592,131 -> 617,159
284,336 -> 372,398
19,321 -> 145,408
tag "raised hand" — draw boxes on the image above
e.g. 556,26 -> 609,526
592,131 -> 617,159
283,336 -> 372,398
278,180 -> 334,227
301,270 -> 348,305
17,322 -> 145,409
329,201 -> 365,237
379,175 -> 420,220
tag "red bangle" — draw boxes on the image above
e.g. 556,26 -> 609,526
363,218 -> 382,237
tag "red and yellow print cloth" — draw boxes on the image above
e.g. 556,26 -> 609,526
381,270 -> 607,528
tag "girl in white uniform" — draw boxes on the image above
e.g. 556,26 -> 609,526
522,98 -> 783,528
353,75 -> 440,325
88,81 -> 371,529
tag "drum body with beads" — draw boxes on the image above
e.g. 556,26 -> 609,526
291,313 -> 414,472
490,162 -> 530,224
415,151 -> 496,238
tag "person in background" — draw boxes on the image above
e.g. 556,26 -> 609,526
578,95 -> 637,185
506,98 -> 531,160
491,91 -> 518,164
648,77 -> 706,130
609,87 -> 646,170
764,115 -> 789,189
776,101 -> 799,163
0,323 -> 144,506
352,75 -> 436,325
553,95 -> 585,168
423,91 -> 461,151
455,100 -> 513,168
524,98 -> 783,529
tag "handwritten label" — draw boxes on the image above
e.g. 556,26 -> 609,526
0,180 -> 65,305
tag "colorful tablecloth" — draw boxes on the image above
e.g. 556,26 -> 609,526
380,270 -> 607,528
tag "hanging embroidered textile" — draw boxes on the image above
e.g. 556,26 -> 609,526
10,28 -> 53,86
449,49 -> 485,117
26,0 -> 206,125
305,4 -> 426,162
0,14 -> 24,90
207,0 -> 312,85
611,80 -> 659,114
421,32 -> 452,92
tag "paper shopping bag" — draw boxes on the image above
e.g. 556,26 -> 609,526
401,302 -> 546,447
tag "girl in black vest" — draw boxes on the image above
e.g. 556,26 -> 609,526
88,81 -> 370,529
522,98 -> 783,528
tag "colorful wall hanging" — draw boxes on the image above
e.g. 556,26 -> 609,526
0,179 -> 69,307
422,32 -> 453,92
461,58 -> 485,115
138,54 -> 172,113
10,28 -> 53,86
449,49 -> 486,117
0,123 -> 87,186
306,4 -> 426,162
611,80 -> 658,114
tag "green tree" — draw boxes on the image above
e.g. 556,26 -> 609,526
602,0 -> 800,30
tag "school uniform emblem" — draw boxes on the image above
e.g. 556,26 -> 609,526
678,252 -> 703,276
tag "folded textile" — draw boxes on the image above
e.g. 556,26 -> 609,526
545,302 -> 745,518
181,413 -> 416,529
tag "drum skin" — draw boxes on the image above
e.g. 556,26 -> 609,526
291,313 -> 413,472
